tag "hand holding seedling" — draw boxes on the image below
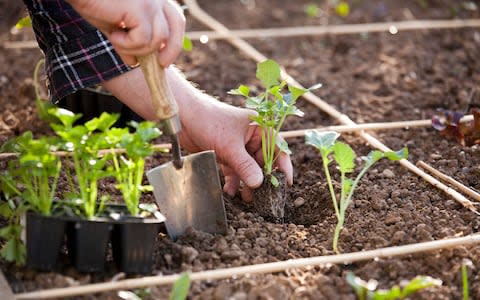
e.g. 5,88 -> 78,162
67,0 -> 185,67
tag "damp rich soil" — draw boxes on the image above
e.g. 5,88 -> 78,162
1,0 -> 480,299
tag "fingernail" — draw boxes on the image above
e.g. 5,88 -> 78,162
246,172 -> 263,188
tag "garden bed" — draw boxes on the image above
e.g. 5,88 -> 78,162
1,0 -> 480,299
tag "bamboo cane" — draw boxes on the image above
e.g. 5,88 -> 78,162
4,19 -> 480,49
14,234 -> 480,299
187,19 -> 480,40
417,160 -> 480,203
279,115 -> 473,138
184,0 -> 479,214
0,143 -> 171,160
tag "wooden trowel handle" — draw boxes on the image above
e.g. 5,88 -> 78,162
137,53 -> 181,134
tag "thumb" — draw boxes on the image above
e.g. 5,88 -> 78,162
227,148 -> 264,189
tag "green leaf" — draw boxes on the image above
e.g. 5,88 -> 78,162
401,276 -> 442,298
335,1 -> 350,17
182,35 -> 193,52
289,85 -> 308,101
305,130 -> 340,154
305,3 -> 319,17
384,148 -> 408,161
169,273 -> 191,300
362,150 -> 385,165
333,142 -> 355,173
276,139 -> 291,155
15,16 -> 32,29
48,107 -> 82,128
256,59 -> 280,88
228,85 -> 250,97
1,238 -> 26,265
373,286 -> 401,300
270,175 -> 279,187
0,202 -> 12,218
85,112 -> 119,132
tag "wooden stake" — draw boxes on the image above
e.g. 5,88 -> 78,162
184,0 -> 479,213
14,234 -> 480,299
187,19 -> 480,40
0,143 -> 171,160
417,160 -> 480,203
279,115 -> 473,138
4,19 -> 480,49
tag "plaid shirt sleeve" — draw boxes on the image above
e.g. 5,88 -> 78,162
23,0 -> 132,103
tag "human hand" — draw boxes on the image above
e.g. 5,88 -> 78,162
177,98 -> 293,201
67,0 -> 185,67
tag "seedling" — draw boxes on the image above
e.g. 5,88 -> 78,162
230,59 -> 320,186
461,259 -> 473,300
169,273 -> 191,300
0,131 -> 61,216
432,108 -> 480,146
107,121 -> 161,216
346,272 -> 442,300
305,130 -> 407,253
49,108 -> 117,218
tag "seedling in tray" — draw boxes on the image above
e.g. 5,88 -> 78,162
107,121 -> 161,216
229,59 -> 320,186
305,130 -> 407,253
49,108 -> 117,218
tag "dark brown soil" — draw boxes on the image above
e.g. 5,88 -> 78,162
252,171 -> 288,222
2,0 -> 480,299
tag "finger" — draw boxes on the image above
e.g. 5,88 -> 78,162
241,186 -> 254,202
118,53 -> 138,67
221,165 -> 240,197
109,24 -> 154,51
275,152 -> 293,186
157,0 -> 186,67
227,147 -> 263,189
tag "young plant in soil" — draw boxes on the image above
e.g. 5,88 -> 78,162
229,59 -> 320,221
432,108 -> 480,146
346,272 -> 442,300
106,121 -> 161,216
49,108 -> 117,218
305,130 -> 407,253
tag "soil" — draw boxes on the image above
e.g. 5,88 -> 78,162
1,0 -> 480,299
252,171 -> 288,222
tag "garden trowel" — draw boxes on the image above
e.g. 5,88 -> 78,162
138,53 -> 227,240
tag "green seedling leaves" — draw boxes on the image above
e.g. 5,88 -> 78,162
333,141 -> 355,173
276,138 -> 292,155
401,276 -> 442,299
270,175 -> 280,187
85,112 -> 119,132
182,35 -> 193,52
305,3 -> 320,17
346,272 -> 441,300
15,16 -> 32,29
335,2 -> 350,17
48,107 -> 82,128
305,130 -> 340,156
256,59 -> 281,89
229,85 -> 250,97
1,237 -> 26,265
169,273 -> 191,300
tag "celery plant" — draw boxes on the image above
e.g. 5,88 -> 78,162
107,121 -> 161,216
49,109 -> 117,218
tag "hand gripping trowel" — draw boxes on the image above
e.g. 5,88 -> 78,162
137,53 -> 227,240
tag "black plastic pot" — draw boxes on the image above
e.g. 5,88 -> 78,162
111,216 -> 165,274
57,88 -> 143,127
66,218 -> 112,273
25,212 -> 66,271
